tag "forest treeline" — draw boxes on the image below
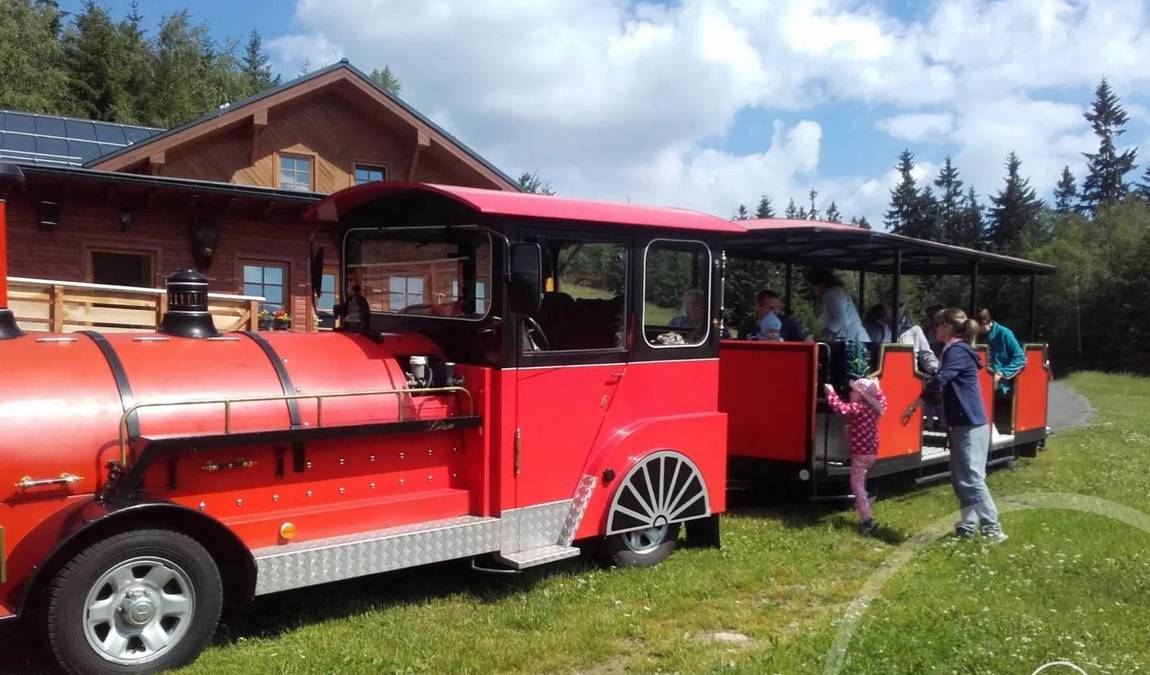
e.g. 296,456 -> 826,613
3,2 -> 1148,374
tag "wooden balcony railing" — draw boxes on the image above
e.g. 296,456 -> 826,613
7,276 -> 263,334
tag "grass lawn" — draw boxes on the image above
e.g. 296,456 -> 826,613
2,373 -> 1147,673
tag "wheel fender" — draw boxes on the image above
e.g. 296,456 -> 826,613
18,501 -> 255,618
572,411 -> 727,541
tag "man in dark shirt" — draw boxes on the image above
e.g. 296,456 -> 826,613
737,289 -> 807,341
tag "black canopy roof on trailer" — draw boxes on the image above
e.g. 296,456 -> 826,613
726,219 -> 1055,276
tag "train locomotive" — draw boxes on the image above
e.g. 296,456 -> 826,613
0,165 -> 730,674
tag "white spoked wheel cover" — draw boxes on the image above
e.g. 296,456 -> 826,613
82,556 -> 196,666
607,451 -> 710,536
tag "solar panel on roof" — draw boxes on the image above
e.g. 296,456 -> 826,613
64,119 -> 97,141
123,126 -> 157,143
3,112 -> 35,133
1,132 -> 34,153
93,123 -> 127,144
36,136 -> 70,159
68,140 -> 103,162
35,116 -> 66,137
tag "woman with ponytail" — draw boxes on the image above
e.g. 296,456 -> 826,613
901,308 -> 1006,542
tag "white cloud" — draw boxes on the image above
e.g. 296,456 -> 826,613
267,0 -> 1150,226
877,113 -> 956,143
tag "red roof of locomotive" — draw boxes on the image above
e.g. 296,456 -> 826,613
306,181 -> 746,234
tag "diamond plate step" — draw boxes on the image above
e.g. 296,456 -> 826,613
497,544 -> 581,570
921,447 -> 950,462
252,515 -> 501,595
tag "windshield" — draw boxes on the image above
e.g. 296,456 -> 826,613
344,226 -> 492,320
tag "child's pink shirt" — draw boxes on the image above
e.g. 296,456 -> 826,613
825,388 -> 887,455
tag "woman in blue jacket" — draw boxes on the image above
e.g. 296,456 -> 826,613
902,308 -> 1006,542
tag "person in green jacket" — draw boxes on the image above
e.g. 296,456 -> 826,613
977,309 -> 1027,394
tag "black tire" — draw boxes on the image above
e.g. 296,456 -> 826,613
41,529 -> 223,675
601,522 -> 680,569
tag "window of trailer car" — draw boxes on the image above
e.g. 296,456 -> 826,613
344,226 -> 492,320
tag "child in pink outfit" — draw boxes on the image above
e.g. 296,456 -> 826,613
824,378 -> 887,534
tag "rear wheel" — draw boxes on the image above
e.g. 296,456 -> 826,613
42,529 -> 222,675
602,522 -> 680,568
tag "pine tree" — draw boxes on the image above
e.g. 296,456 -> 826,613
755,194 -> 774,219
884,149 -> 939,239
733,205 -> 750,221
1081,78 -> 1138,212
825,201 -> 842,223
988,152 -> 1043,254
241,29 -> 278,97
517,171 -> 555,195
1054,165 -> 1078,214
368,66 -> 401,95
62,0 -> 135,122
116,0 -> 151,124
806,188 -> 819,220
784,198 -> 799,219
933,157 -> 964,243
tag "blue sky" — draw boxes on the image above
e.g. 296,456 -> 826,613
62,0 -> 1150,224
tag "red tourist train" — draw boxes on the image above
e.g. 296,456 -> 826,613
0,164 -> 1052,674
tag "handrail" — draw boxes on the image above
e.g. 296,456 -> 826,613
116,386 -> 475,465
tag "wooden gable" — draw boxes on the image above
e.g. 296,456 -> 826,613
89,65 -> 518,193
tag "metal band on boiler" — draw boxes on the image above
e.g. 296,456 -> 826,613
242,331 -> 303,429
79,331 -> 140,439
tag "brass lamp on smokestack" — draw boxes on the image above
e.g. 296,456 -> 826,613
0,163 -> 25,340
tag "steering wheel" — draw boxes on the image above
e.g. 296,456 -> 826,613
524,316 -> 551,351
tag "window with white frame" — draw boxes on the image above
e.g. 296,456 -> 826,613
279,154 -> 313,191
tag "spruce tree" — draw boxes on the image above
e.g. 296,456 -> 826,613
988,152 -> 1043,253
850,216 -> 872,230
1081,78 -> 1138,212
63,0 -> 134,122
784,198 -> 799,219
806,188 -> 819,220
954,187 -> 985,249
933,157 -> 964,243
884,149 -> 938,239
755,194 -> 774,218
1136,165 -> 1150,202
733,204 -> 750,221
1054,165 -> 1078,214
241,29 -> 278,97
116,0 -> 151,124
368,66 -> 402,95
517,171 -> 555,195
825,201 -> 842,223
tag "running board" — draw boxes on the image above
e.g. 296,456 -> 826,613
252,515 -> 501,595
497,544 -> 581,569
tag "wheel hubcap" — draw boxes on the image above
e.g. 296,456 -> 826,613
622,520 -> 669,554
82,556 -> 195,665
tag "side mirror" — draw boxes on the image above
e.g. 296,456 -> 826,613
508,242 -> 543,315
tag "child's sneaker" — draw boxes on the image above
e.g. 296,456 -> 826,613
860,519 -> 879,535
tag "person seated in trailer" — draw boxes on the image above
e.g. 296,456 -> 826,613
737,289 -> 807,341
334,275 -> 371,332
863,303 -> 888,343
870,299 -> 940,374
807,267 -> 870,343
977,308 -> 1026,393
923,304 -> 945,354
670,288 -> 729,341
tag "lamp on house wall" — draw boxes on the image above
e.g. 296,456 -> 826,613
120,210 -> 132,232
39,201 -> 59,229
189,218 -> 218,271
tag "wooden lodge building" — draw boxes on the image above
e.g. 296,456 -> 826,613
0,60 -> 519,331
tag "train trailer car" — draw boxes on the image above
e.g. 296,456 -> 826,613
0,165 -> 732,674
719,219 -> 1055,492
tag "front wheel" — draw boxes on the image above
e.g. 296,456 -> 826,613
601,522 -> 680,568
41,529 -> 223,675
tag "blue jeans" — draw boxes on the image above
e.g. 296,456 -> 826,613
949,424 -> 1002,535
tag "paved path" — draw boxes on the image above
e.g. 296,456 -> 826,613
1048,381 -> 1094,433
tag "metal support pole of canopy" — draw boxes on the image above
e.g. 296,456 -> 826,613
1029,273 -> 1038,341
858,270 -> 866,312
969,261 -> 980,315
784,263 -> 793,313
891,249 -> 902,333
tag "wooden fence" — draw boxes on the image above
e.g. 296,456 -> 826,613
7,276 -> 263,334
